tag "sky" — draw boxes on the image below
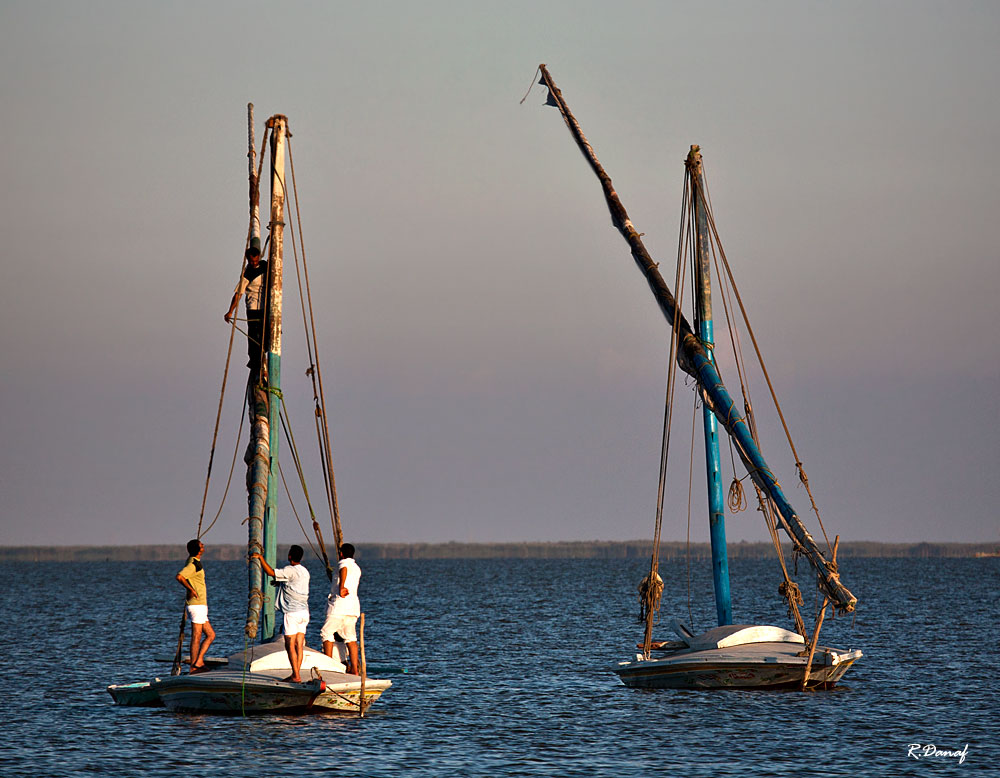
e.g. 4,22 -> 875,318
0,1 -> 997,547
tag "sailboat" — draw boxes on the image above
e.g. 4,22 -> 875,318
533,66 -> 862,690
108,108 -> 390,713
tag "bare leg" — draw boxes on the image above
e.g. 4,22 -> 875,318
320,607 -> 336,659
346,641 -> 359,676
292,633 -> 305,682
192,620 -> 215,668
189,623 -> 204,669
283,634 -> 305,682
283,635 -> 299,681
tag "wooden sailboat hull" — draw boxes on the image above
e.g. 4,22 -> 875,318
223,641 -> 392,712
109,669 -> 392,713
107,681 -> 164,707
615,642 -> 862,690
153,670 -> 325,713
311,673 -> 393,712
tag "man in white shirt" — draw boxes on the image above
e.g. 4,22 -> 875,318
251,545 -> 310,683
321,543 -> 362,675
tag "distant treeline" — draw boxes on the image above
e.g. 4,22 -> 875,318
2,541 -> 998,562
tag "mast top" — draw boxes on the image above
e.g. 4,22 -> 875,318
685,145 -> 704,173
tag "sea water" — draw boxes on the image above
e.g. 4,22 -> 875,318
2,556 -> 997,776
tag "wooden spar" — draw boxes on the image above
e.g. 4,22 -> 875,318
264,115 -> 287,365
536,65 -> 700,377
688,146 -> 731,626
358,613 -> 367,718
244,113 -> 289,640
243,109 -> 269,641
262,114 -> 288,640
248,103 -> 260,244
536,65 -> 857,613
800,598 -> 828,690
244,390 -> 270,639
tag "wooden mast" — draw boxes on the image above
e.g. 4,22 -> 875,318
261,114 -> 287,640
536,65 -> 857,614
248,103 -> 261,248
244,107 -> 267,641
244,113 -> 288,641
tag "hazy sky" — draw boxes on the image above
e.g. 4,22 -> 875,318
1,1 -> 997,547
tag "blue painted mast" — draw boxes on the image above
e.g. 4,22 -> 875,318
537,65 -> 857,613
244,113 -> 288,641
687,146 -> 732,626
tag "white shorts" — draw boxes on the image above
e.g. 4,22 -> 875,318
321,608 -> 358,643
186,604 -> 208,625
282,610 -> 310,635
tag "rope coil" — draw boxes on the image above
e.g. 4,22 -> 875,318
727,475 -> 748,513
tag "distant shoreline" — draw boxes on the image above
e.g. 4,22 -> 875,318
2,541 -> 997,562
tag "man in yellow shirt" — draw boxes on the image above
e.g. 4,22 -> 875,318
175,539 -> 215,673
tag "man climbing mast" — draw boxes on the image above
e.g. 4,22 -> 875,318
224,237 -> 268,378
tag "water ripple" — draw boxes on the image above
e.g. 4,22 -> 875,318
2,557 -> 996,776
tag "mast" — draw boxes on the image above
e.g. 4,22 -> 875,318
244,113 -> 288,641
536,65 -> 857,614
248,103 -> 261,248
688,146 -> 732,626
262,114 -> 288,639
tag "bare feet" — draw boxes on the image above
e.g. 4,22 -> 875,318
283,675 -> 303,683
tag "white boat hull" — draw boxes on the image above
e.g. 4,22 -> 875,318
615,624 -> 862,690
616,645 -> 861,689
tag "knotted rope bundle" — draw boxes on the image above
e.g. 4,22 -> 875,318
778,579 -> 804,618
638,572 -> 664,624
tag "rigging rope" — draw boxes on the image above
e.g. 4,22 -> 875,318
700,183 -> 755,519
277,459 -> 322,563
286,137 -> 344,553
699,190 -> 834,556
765,495 -> 807,635
692,158 -> 833,627
685,391 -> 698,629
198,122 -> 270,543
196,238 -> 249,539
277,395 -> 334,578
199,384 -> 249,538
641,172 -> 692,656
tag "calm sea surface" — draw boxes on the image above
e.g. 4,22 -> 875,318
2,556 -> 997,776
